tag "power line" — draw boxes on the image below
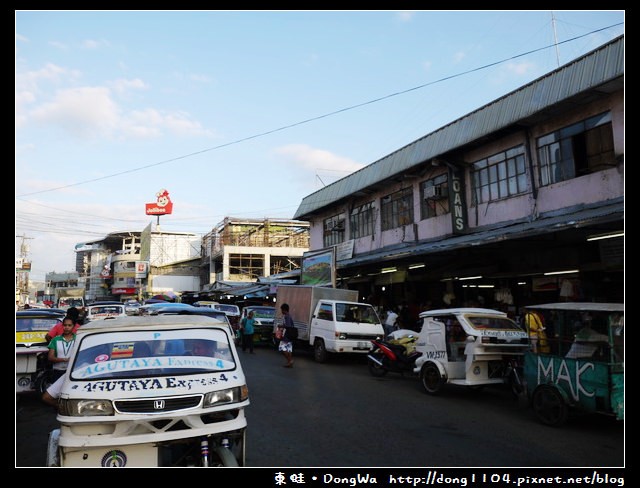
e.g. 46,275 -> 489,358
15,23 -> 622,199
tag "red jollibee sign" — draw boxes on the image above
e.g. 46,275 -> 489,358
146,188 -> 173,215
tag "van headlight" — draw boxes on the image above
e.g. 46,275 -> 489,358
59,398 -> 114,416
203,385 -> 249,407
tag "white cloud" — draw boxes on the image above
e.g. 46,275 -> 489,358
274,143 -> 364,188
16,64 -> 214,139
81,39 -> 110,50
454,51 -> 466,63
108,78 -> 149,95
29,86 -> 120,138
48,41 -> 68,50
395,12 -> 414,22
505,61 -> 536,75
275,144 -> 364,173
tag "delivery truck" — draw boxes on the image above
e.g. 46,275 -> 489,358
55,287 -> 85,310
274,285 -> 384,363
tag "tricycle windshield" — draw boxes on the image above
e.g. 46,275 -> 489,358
16,316 -> 60,333
335,303 -> 380,324
466,315 -> 523,331
251,307 -> 275,319
70,328 -> 236,380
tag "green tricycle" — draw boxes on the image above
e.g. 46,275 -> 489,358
521,302 -> 624,426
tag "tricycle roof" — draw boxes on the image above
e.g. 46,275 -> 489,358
419,307 -> 508,318
76,314 -> 229,335
524,302 -> 623,313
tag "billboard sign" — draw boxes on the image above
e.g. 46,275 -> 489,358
145,188 -> 173,215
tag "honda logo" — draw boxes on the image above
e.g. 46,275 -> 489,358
154,400 -> 165,410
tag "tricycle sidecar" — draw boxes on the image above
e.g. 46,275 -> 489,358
409,308 -> 529,395
16,309 -> 65,395
522,302 -> 623,426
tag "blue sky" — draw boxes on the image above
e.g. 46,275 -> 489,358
15,10 -> 624,282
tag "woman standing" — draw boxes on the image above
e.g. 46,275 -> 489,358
47,316 -> 77,382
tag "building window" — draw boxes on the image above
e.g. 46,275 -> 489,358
420,174 -> 449,219
537,111 -> 615,186
270,256 -> 301,275
349,202 -> 375,239
472,145 -> 527,204
229,253 -> 264,280
323,214 -> 345,248
381,187 -> 413,231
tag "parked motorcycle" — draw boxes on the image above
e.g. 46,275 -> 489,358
367,336 -> 422,377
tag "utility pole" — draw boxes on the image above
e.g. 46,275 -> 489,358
15,234 -> 34,305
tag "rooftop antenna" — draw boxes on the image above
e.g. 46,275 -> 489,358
552,11 -> 561,67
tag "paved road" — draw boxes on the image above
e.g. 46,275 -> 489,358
16,343 -> 624,469
242,346 -> 624,468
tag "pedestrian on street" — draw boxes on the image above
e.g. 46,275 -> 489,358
278,303 -> 295,368
241,311 -> 256,354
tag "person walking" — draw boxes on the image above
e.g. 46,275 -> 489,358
241,311 -> 256,354
278,303 -> 295,367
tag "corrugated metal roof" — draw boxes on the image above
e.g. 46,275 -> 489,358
294,35 -> 624,220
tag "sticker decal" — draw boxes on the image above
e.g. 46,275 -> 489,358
101,449 -> 127,467
111,343 -> 135,359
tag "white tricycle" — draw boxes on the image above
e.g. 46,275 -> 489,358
392,308 -> 529,395
46,315 -> 249,467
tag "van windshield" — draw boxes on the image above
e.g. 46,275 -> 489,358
70,328 -> 235,380
335,303 -> 380,324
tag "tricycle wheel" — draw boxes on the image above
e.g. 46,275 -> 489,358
532,385 -> 568,427
37,370 -> 57,395
507,368 -> 524,398
420,362 -> 444,395
367,352 -> 387,377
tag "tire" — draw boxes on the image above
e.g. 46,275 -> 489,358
507,369 -> 524,398
532,385 -> 568,427
367,352 -> 388,377
420,362 -> 444,395
314,339 -> 328,363
37,370 -> 56,395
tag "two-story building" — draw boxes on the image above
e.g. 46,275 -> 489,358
293,35 -> 624,318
